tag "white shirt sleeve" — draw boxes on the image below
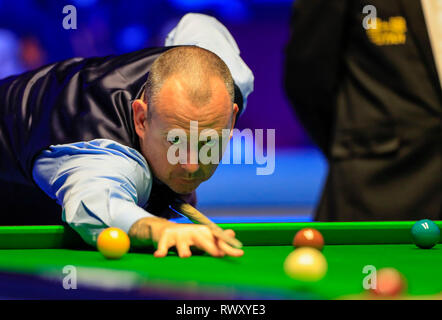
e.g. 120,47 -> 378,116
165,12 -> 254,113
32,139 -> 154,246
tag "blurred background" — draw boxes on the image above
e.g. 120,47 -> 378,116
0,0 -> 327,222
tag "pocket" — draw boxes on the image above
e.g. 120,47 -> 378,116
331,123 -> 400,160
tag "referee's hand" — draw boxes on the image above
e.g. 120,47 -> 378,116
129,217 -> 244,258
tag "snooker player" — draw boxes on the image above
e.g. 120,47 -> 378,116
0,14 -> 254,258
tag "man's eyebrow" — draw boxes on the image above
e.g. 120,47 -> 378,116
161,128 -> 189,138
161,130 -> 223,140
162,126 -> 189,133
199,133 -> 220,140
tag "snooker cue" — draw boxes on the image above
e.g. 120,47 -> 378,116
171,202 -> 243,249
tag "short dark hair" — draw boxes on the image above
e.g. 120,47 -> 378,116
144,46 -> 234,121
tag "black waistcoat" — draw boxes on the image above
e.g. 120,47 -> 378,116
0,46 -> 171,185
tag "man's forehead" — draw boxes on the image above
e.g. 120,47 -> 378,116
156,108 -> 231,133
153,76 -> 232,128
158,75 -> 229,104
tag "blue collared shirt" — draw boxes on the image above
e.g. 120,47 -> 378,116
33,139 -> 153,246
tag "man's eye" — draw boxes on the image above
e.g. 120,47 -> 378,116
205,139 -> 217,147
168,137 -> 181,145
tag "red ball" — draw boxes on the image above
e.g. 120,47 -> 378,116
293,228 -> 324,251
371,268 -> 406,297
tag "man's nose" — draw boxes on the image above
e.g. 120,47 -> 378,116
181,162 -> 200,174
181,149 -> 200,173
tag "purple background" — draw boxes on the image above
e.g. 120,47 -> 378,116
0,0 -> 313,149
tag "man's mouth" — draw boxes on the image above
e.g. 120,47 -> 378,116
178,177 -> 196,183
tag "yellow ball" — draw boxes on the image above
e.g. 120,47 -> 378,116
97,227 -> 130,259
284,247 -> 327,282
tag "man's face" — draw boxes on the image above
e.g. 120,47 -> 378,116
133,75 -> 238,195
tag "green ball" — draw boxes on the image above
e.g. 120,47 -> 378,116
411,219 -> 440,249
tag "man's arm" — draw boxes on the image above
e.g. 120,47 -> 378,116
32,139 -> 154,245
32,139 -> 243,258
165,13 -> 254,114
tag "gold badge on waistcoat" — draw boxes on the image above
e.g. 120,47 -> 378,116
366,17 -> 407,46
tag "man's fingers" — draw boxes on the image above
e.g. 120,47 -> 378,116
176,234 -> 192,258
153,226 -> 243,258
217,238 -> 244,257
223,229 -> 236,238
216,229 -> 244,257
154,232 -> 175,258
192,233 -> 224,257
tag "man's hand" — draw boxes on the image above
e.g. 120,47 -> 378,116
128,217 -> 244,258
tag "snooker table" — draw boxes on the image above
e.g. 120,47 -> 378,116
0,221 -> 441,300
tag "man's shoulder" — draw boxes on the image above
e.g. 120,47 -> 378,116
46,139 -> 147,168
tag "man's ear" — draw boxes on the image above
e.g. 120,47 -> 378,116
132,99 -> 148,138
229,103 -> 239,139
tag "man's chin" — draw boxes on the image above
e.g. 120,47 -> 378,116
174,186 -> 198,195
170,181 -> 201,195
